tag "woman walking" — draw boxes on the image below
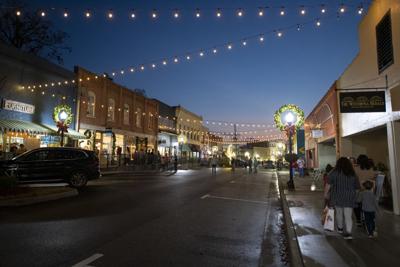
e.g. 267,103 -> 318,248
325,157 -> 360,240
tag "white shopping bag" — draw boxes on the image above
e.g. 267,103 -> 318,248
323,208 -> 335,231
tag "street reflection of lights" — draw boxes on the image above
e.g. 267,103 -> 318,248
195,8 -> 201,18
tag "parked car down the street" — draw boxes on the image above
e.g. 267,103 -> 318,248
0,147 -> 100,188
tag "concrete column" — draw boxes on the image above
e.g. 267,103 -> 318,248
387,121 -> 400,215
339,137 -> 353,158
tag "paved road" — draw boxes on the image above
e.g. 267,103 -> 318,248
0,168 -> 283,267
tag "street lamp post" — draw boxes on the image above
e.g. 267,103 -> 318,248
57,110 -> 69,147
284,112 -> 296,190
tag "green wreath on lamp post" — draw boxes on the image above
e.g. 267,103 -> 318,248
274,104 -> 305,131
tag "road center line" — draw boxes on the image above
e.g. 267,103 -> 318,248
71,253 -> 104,267
202,194 -> 269,205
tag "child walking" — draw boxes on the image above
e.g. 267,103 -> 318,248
359,181 -> 379,238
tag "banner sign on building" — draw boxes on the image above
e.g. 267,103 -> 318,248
339,91 -> 386,113
2,99 -> 35,114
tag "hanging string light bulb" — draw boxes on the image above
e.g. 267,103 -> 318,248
63,9 -> 69,18
300,6 -> 306,15
151,9 -> 157,19
85,9 -> 91,18
199,51 -> 204,57
173,9 -> 179,18
321,4 -> 326,14
107,10 -> 114,19
242,39 -> 247,46
237,8 -> 243,17
216,8 -> 222,18
130,9 -> 136,19
16,9 -> 21,16
316,19 -> 321,27
259,35 -> 265,42
40,10 -> 46,17
339,4 -> 345,13
277,30 -> 283,37
173,57 -> 179,63
227,43 -> 233,50
357,5 -> 364,15
195,8 -> 201,18
186,55 -> 191,60
258,7 -> 264,17
212,48 -> 218,54
280,7 -> 285,16
162,60 -> 167,65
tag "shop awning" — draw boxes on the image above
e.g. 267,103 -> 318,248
0,119 -> 53,134
42,124 -> 87,140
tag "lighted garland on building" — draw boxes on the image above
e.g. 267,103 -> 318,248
53,104 -> 73,125
273,104 -> 305,131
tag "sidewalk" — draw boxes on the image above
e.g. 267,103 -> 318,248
278,171 -> 400,267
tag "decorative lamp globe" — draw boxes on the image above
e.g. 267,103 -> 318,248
58,110 -> 68,121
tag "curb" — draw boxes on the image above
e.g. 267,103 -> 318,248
0,188 -> 78,207
276,171 -> 305,267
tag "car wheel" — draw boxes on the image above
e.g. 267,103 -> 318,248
69,171 -> 88,188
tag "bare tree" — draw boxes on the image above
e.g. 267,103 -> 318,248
0,0 -> 71,64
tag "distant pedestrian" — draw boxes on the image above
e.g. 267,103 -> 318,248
248,158 -> 253,174
211,156 -> 217,175
231,158 -> 235,172
253,157 -> 258,174
325,157 -> 360,240
173,155 -> 178,172
16,144 -> 27,155
297,157 -> 305,177
359,181 -> 379,238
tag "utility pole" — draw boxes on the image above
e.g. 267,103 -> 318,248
234,124 -> 238,159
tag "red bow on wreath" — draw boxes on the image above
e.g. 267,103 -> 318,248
57,121 -> 69,134
284,124 -> 296,136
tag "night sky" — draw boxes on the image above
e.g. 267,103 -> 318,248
28,0 -> 367,124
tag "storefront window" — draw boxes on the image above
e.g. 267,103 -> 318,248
136,108 -> 142,127
123,104 -> 130,125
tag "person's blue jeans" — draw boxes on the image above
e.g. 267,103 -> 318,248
299,168 -> 304,177
363,211 -> 375,235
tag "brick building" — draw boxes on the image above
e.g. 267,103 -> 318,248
75,67 -> 158,161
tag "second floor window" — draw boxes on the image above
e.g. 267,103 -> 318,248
136,108 -> 142,127
123,104 -> 130,125
107,98 -> 115,122
86,91 -> 96,117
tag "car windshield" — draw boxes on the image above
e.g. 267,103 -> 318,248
11,150 -> 31,161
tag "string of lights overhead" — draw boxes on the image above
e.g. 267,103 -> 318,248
7,2 -> 367,21
20,9 -> 365,90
